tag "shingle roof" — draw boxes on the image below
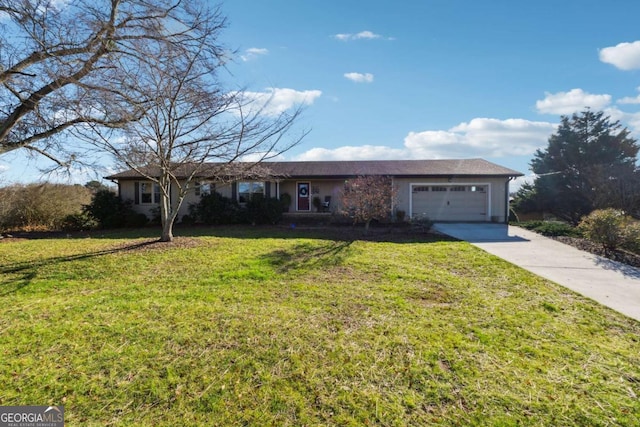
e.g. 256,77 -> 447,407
265,159 -> 522,177
106,158 -> 523,180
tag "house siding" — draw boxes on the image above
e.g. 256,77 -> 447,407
114,170 -> 515,223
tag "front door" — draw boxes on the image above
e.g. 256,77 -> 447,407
297,182 -> 310,211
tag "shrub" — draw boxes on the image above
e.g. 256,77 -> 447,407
83,189 -> 146,229
148,206 -> 161,226
410,214 -> 433,232
0,183 -> 92,231
621,222 -> 640,254
123,212 -> 149,228
62,212 -> 98,231
191,192 -> 240,225
190,192 -> 283,226
579,209 -> 633,251
516,220 -> 544,230
245,194 -> 283,225
84,189 -> 128,228
280,193 -> 292,212
517,220 -> 579,237
531,221 -> 579,237
181,214 -> 196,225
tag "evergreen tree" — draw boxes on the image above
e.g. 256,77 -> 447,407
529,110 -> 639,224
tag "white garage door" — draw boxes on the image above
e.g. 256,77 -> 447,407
411,185 -> 488,221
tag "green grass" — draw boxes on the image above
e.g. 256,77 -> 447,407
1,227 -> 639,426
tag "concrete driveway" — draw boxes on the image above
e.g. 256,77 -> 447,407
432,223 -> 640,322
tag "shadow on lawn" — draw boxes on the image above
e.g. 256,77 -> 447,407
0,226 -> 453,294
0,239 -> 161,296
3,224 -> 456,244
261,240 -> 354,272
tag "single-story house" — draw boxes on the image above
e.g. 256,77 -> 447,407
106,158 -> 523,223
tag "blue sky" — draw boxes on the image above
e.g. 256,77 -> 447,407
3,0 -> 640,188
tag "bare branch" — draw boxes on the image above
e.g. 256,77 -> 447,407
0,0 -> 227,165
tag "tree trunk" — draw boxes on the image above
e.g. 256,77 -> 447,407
364,219 -> 371,235
161,218 -> 174,242
159,177 -> 174,242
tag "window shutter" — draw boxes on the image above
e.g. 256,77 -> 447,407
265,182 -> 271,198
134,182 -> 140,205
231,182 -> 237,201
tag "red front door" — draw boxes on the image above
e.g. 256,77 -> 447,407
297,182 -> 310,211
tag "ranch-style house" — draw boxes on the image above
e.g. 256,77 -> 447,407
106,158 -> 523,223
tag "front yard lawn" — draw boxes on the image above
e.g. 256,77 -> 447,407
1,227 -> 639,426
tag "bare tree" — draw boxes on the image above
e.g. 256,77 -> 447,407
75,4 -> 306,241
339,175 -> 397,234
0,0 -> 221,167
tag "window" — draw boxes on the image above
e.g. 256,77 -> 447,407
470,186 -> 486,193
238,181 -> 265,203
413,186 -> 430,192
139,182 -> 160,204
195,181 -> 213,196
451,186 -> 466,192
431,186 -> 447,192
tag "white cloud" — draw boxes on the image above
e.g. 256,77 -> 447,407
295,145 -> 405,161
535,88 -> 611,115
333,30 -> 391,41
618,96 -> 640,105
406,118 -> 556,158
618,86 -> 640,104
240,47 -> 269,62
344,72 -> 374,83
240,87 -> 322,116
295,117 -> 555,162
239,152 -> 287,162
599,41 -> 640,70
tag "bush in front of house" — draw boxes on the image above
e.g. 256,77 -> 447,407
410,213 -> 434,232
84,189 -> 147,229
245,194 -> 283,225
578,209 -> 639,252
279,193 -> 292,212
189,192 -> 241,225
189,192 -> 283,225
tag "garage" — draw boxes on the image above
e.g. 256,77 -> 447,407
411,184 -> 488,221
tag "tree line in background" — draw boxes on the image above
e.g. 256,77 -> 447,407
0,181 -> 102,232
